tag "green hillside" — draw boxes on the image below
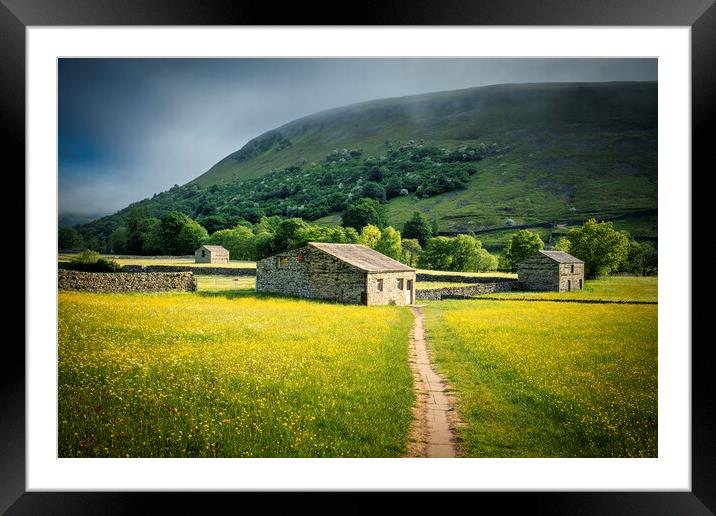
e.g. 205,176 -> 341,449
77,81 -> 657,248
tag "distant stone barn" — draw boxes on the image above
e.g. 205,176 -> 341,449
256,242 -> 416,305
517,250 -> 585,292
195,245 -> 230,264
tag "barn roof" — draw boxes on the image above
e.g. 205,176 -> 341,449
538,250 -> 584,263
199,245 -> 229,253
308,242 -> 415,273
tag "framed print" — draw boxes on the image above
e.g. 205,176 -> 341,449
5,0 -> 711,513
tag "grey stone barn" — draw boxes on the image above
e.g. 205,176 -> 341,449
517,250 -> 585,292
195,245 -> 230,264
256,242 -> 416,305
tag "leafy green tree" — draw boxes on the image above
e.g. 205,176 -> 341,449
247,231 -> 276,260
475,247 -> 498,272
58,227 -> 84,250
504,230 -> 544,271
273,218 -> 309,252
158,211 -> 191,255
108,227 -> 129,254
176,219 -> 209,255
358,224 -> 382,249
290,225 -> 360,248
402,212 -> 433,247
450,234 -> 483,271
375,226 -> 402,260
623,239 -> 658,276
140,218 -> 163,255
341,198 -> 388,230
400,238 -> 422,267
565,218 -> 630,278
208,225 -> 254,260
361,182 -> 387,202
553,237 -> 571,252
417,236 -> 455,271
126,207 -> 151,254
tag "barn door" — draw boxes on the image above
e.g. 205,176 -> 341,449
406,279 -> 413,304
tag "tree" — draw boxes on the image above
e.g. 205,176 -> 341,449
361,182 -> 387,202
565,218 -> 630,278
475,247 -> 498,272
289,225 -> 360,248
58,227 -> 84,250
450,234 -> 483,271
158,211 -> 191,255
402,212 -> 433,247
108,227 -> 129,254
358,224 -> 382,249
126,207 -> 151,254
341,198 -> 388,230
624,239 -> 658,276
272,218 -> 309,252
176,219 -> 209,255
417,237 -> 455,271
504,230 -> 544,271
401,239 -> 422,267
140,218 -> 163,255
375,226 -> 402,260
208,225 -> 254,260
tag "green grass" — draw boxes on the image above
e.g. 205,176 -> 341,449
423,299 -> 657,457
58,291 -> 414,457
417,269 -> 517,279
480,276 -> 657,302
194,275 -> 256,292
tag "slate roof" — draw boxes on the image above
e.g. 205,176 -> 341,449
308,242 -> 415,273
538,250 -> 584,263
198,245 -> 229,253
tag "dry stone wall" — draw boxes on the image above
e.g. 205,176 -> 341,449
416,280 -> 520,300
58,262 -> 255,276
58,270 -> 197,293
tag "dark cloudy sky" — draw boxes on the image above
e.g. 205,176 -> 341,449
58,58 -> 657,217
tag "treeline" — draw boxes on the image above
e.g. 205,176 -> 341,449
60,198 -> 656,277
72,139 -> 511,244
500,219 -> 658,278
59,197 -> 503,273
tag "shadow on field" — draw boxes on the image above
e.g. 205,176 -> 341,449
195,289 -> 340,305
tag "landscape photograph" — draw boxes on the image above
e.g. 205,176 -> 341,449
57,58 -> 658,459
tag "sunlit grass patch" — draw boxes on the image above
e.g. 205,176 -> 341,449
59,291 -> 413,457
423,299 -> 657,457
479,276 -> 657,302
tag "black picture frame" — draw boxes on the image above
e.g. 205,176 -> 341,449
4,0 -> 709,513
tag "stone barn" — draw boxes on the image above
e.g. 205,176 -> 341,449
195,245 -> 230,264
256,242 -> 416,305
517,250 -> 584,292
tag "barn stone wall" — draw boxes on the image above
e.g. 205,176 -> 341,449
256,246 -> 368,304
195,248 -> 229,264
416,280 -> 520,300
366,271 -> 416,306
58,270 -> 196,293
518,255 -> 584,292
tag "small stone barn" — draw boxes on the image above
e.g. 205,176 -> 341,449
517,250 -> 585,292
256,242 -> 416,305
194,245 -> 230,264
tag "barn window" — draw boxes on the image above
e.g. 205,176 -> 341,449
277,256 -> 289,268
570,264 -> 575,273
397,278 -> 404,290
377,279 -> 383,292
201,250 -> 206,257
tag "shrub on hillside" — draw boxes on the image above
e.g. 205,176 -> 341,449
67,250 -> 121,272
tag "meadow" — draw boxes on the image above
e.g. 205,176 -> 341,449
477,276 -> 657,302
58,290 -> 414,457
423,298 -> 658,457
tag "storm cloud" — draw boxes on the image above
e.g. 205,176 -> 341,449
59,58 -> 657,217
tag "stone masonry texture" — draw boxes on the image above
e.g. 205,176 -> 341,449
58,270 -> 197,293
